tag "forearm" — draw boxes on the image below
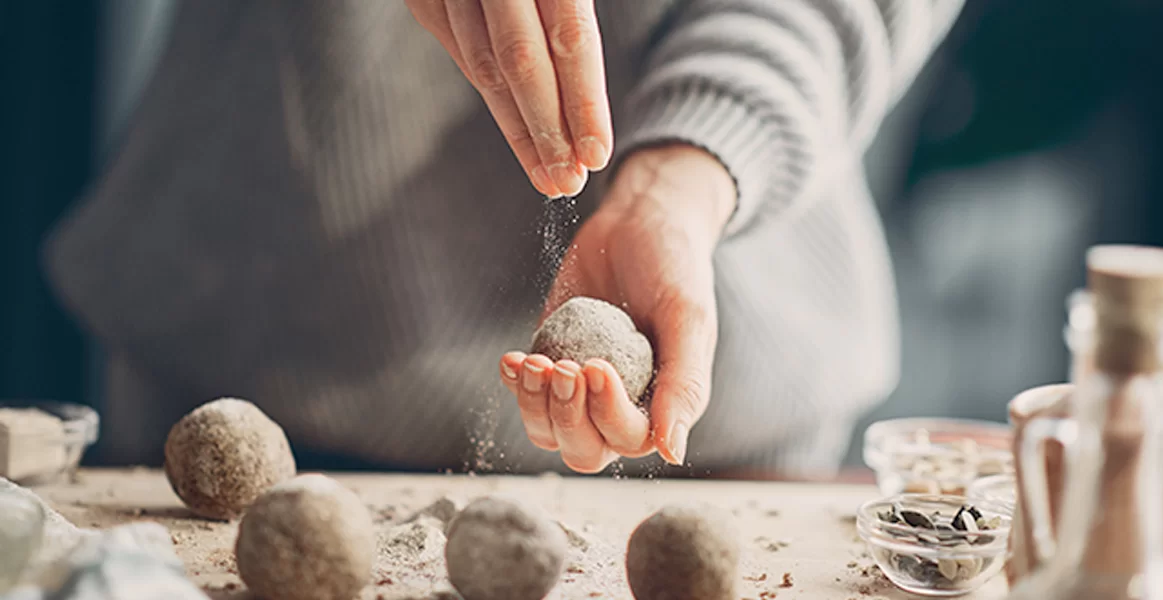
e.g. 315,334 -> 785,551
613,0 -> 966,236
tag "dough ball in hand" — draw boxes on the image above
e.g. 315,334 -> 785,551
626,504 -> 740,600
531,296 -> 654,402
445,495 -> 568,600
235,474 -> 374,600
163,397 -> 296,520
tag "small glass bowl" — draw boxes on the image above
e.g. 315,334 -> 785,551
0,493 -> 45,592
0,401 -> 99,484
857,494 -> 1011,597
966,473 -> 1016,514
863,418 -> 1013,497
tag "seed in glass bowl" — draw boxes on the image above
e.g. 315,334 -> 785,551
899,509 -> 935,529
872,502 -> 1002,588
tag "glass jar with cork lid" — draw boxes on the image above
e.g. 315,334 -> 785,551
1007,244 -> 1163,599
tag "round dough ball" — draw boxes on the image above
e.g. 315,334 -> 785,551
531,296 -> 654,402
235,474 -> 374,600
626,504 -> 739,600
163,397 -> 296,520
445,495 -> 567,600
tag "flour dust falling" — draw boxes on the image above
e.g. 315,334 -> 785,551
536,195 -> 581,299
467,196 -> 581,474
465,391 -> 501,473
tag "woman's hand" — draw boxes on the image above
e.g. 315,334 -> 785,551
406,0 -> 611,197
499,144 -> 736,473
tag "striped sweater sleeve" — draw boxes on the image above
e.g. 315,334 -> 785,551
613,0 -> 966,236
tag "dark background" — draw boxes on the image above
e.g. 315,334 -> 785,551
2,0 -> 1161,469
1,1 -> 98,409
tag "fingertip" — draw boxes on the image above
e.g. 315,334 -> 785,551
584,357 -> 615,375
653,419 -> 690,466
501,352 -> 526,380
522,354 -> 552,392
576,136 -> 610,171
551,361 -> 582,402
524,353 -> 553,368
549,161 -> 588,197
670,421 -> 689,464
582,360 -> 606,395
585,359 -> 629,416
556,358 -> 582,372
652,425 -> 677,465
531,165 -> 564,198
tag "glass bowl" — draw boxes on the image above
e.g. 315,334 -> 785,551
0,492 -> 45,592
966,473 -> 1016,514
857,494 -> 1011,597
863,418 -> 1013,497
0,401 -> 99,484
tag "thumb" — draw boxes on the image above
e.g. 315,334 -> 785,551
649,290 -> 718,466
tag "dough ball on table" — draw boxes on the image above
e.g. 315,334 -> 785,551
166,395 -> 297,518
626,504 -> 740,600
445,495 -> 567,600
531,296 -> 654,403
235,474 -> 374,600
163,397 -> 296,520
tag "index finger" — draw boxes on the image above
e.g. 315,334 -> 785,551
538,0 -> 611,171
480,0 -> 588,196
445,0 -> 561,197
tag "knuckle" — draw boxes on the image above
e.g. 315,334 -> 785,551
566,94 -> 604,119
516,389 -> 547,412
504,126 -> 534,149
547,136 -> 574,161
552,407 -> 585,431
495,37 -> 544,84
544,149 -> 574,169
531,130 -> 574,165
664,374 -> 710,420
549,17 -> 595,58
518,400 -> 549,420
587,403 -> 618,429
466,48 -> 507,91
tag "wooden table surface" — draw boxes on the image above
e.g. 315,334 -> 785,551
31,469 -> 1008,600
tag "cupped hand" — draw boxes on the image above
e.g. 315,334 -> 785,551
406,0 -> 611,197
499,145 -> 737,473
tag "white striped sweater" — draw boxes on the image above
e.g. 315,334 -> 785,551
44,0 -> 963,476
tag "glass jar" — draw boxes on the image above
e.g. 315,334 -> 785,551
1007,245 -> 1163,600
1140,374 -> 1163,600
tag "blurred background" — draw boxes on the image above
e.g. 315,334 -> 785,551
2,0 -> 1161,471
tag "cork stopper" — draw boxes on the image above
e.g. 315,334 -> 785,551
1086,245 -> 1163,373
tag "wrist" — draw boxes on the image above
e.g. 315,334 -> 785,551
606,143 -> 737,241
